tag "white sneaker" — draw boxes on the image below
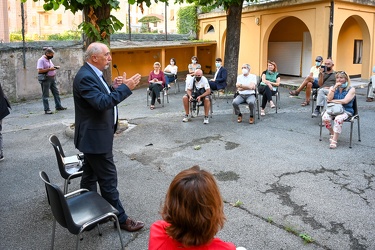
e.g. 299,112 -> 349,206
164,89 -> 168,96
203,117 -> 209,124
182,115 -> 190,122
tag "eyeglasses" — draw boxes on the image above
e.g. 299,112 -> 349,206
241,67 -> 248,69
336,71 -> 347,75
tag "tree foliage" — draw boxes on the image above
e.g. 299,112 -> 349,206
177,5 -> 198,35
20,0 -> 168,44
176,0 -> 257,88
138,16 -> 162,23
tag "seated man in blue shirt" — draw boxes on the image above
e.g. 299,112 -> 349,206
209,58 -> 227,92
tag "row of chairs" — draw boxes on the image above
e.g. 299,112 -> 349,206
44,135 -> 124,249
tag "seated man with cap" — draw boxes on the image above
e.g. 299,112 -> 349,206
289,55 -> 323,106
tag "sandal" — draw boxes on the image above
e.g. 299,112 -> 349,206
289,90 -> 299,96
261,110 -> 265,116
301,100 -> 310,106
329,140 -> 337,149
329,134 -> 334,143
150,105 -> 155,110
270,102 -> 276,109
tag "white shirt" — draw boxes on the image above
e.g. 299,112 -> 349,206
87,62 -> 117,125
310,66 -> 320,78
164,64 -> 178,74
237,73 -> 257,95
186,76 -> 210,91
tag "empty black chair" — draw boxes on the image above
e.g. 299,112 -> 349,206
319,96 -> 360,148
49,135 -> 83,194
39,171 -> 124,250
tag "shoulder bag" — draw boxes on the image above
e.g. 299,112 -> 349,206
326,103 -> 344,116
38,73 -> 47,81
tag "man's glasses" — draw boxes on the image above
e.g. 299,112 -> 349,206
241,67 -> 248,69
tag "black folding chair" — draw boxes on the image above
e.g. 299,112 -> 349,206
39,171 -> 124,250
319,97 -> 361,148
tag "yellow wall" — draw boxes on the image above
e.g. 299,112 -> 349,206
336,17 -> 362,73
111,44 -> 216,82
198,0 -> 375,79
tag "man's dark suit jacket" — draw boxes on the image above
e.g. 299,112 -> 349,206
73,63 -> 132,154
211,67 -> 228,90
0,85 -> 11,120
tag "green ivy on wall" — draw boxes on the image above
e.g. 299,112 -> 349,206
177,5 -> 199,35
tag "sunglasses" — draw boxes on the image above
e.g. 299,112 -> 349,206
336,71 -> 347,75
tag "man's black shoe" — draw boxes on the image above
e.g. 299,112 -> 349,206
56,107 -> 67,111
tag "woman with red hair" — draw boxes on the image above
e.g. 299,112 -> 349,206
258,60 -> 280,116
149,165 -> 243,249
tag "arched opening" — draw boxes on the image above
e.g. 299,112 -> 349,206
266,16 -> 310,76
205,25 -> 215,34
336,16 -> 371,78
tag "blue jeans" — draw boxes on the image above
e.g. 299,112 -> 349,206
39,76 -> 62,111
165,74 -> 175,87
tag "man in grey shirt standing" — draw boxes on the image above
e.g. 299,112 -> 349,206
312,58 -> 336,117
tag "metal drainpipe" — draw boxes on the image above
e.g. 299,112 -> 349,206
128,3 -> 131,41
21,2 -> 26,69
328,1 -> 334,58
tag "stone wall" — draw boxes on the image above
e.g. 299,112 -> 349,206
0,41 -> 84,102
0,34 -> 192,103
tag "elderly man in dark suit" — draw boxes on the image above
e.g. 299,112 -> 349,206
209,57 -> 228,91
0,84 -> 11,162
73,42 -> 144,232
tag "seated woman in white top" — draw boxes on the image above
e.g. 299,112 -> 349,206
164,58 -> 178,90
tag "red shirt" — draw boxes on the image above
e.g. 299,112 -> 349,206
148,70 -> 166,87
149,220 -> 236,250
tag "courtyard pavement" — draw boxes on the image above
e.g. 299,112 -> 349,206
0,76 -> 374,250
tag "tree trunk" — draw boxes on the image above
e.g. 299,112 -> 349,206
82,5 -> 112,81
224,4 -> 243,91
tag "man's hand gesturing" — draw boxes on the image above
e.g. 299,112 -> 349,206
123,73 -> 141,90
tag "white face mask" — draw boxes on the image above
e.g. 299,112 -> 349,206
242,68 -> 249,75
192,60 -> 197,64
215,62 -> 221,68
